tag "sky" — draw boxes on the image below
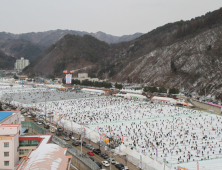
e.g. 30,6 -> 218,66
0,0 -> 222,36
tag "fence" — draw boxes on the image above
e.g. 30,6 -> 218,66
21,121 -> 100,170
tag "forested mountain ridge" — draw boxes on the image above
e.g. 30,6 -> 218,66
9,7 -> 222,96
0,30 -> 142,70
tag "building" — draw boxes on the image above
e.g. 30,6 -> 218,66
16,135 -> 72,170
17,75 -> 28,80
0,111 -> 71,170
0,111 -> 21,170
75,73 -> 99,82
14,58 -> 30,72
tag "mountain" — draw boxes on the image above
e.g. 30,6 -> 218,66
0,30 -> 142,70
23,7 -> 222,96
23,34 -> 111,77
0,39 -> 44,62
111,7 -> 222,96
0,50 -> 15,70
0,30 -> 143,47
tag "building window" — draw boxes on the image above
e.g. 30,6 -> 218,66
4,161 -> 9,166
4,152 -> 9,157
4,143 -> 9,147
19,140 -> 39,147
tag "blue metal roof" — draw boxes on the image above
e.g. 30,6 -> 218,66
0,112 -> 13,122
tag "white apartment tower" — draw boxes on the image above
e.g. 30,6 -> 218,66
14,58 -> 30,72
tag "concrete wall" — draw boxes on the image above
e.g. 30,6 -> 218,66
13,133 -> 19,168
70,153 -> 92,170
191,99 -> 221,114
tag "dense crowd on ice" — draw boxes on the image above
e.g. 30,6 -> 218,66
31,96 -> 222,164
3,86 -> 222,166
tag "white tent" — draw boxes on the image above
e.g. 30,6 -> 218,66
81,88 -> 105,95
151,96 -> 177,104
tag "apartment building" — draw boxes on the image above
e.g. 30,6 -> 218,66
14,58 -> 29,72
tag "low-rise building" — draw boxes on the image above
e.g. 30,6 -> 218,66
74,73 -> 99,82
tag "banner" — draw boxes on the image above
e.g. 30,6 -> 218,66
156,148 -> 158,157
63,70 -> 68,73
66,74 -> 72,84
70,70 -> 75,73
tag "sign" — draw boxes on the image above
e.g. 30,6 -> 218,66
66,74 -> 72,84
105,146 -> 107,150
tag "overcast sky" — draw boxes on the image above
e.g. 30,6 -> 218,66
0,0 -> 221,36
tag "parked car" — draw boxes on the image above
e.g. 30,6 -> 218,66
72,138 -> 79,142
37,122 -> 42,125
95,162 -> 102,169
64,136 -> 70,141
38,118 -> 43,123
79,141 -> 86,146
115,163 -> 125,170
56,132 -> 62,136
93,148 -> 101,155
42,120 -> 46,125
11,106 -> 17,110
85,144 -> 93,150
63,131 -> 68,136
87,151 -> 94,156
124,166 -> 129,170
89,157 -> 94,161
44,122 -> 50,126
21,110 -> 26,114
101,153 -> 109,159
107,158 -> 116,164
57,127 -> 63,132
102,161 -> 110,167
50,128 -> 56,133
72,141 -> 79,146
44,124 -> 50,129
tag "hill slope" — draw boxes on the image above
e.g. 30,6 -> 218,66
0,50 -> 15,70
25,7 -> 222,95
24,34 -> 111,77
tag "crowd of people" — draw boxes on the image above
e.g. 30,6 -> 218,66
2,85 -> 222,166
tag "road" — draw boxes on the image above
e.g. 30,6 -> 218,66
25,115 -> 120,170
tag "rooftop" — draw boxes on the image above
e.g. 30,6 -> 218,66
0,111 -> 13,122
18,135 -> 71,170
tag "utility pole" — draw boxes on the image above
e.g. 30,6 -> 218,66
80,123 -> 84,154
45,96 -> 46,121
110,146 -> 111,170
